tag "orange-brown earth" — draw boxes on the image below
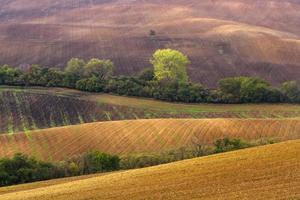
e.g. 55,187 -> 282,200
0,118 -> 299,161
0,0 -> 299,87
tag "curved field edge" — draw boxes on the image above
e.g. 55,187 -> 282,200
0,86 -> 186,134
0,139 -> 299,200
0,173 -> 108,195
0,118 -> 299,161
1,86 -> 300,118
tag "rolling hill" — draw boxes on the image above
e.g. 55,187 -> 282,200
0,1 -> 299,198
0,0 -> 300,86
1,86 -> 300,134
0,118 -> 299,161
0,139 -> 299,199
0,87 -> 156,134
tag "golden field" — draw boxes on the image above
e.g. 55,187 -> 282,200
0,118 -> 299,161
0,139 -> 299,200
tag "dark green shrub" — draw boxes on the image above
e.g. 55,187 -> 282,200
281,81 -> 300,103
76,76 -> 104,92
0,151 -> 120,187
0,153 -> 55,186
83,151 -> 120,174
214,137 -> 252,153
120,154 -> 161,169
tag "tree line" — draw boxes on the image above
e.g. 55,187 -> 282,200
0,136 -> 275,187
0,151 -> 119,187
0,49 -> 299,103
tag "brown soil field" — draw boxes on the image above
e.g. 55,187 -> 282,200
0,87 -> 159,134
0,0 -> 299,86
0,118 -> 299,161
0,139 -> 299,200
1,86 -> 300,134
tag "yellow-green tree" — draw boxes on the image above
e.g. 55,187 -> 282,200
65,58 -> 85,77
150,49 -> 190,83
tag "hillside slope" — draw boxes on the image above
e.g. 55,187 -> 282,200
1,140 -> 299,200
1,86 -> 299,134
0,87 -> 156,134
1,118 -> 299,161
0,0 -> 299,86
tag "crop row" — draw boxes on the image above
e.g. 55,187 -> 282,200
0,119 -> 299,161
0,91 -> 162,134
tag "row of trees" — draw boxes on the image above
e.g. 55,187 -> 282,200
0,151 -> 120,186
0,136 -> 276,187
0,58 -> 113,90
0,49 -> 299,103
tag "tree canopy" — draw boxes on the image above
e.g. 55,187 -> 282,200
84,59 -> 114,82
0,54 -> 299,104
218,77 -> 280,103
151,49 -> 190,83
281,81 -> 300,103
65,58 -> 85,76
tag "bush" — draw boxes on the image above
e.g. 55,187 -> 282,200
76,76 -> 104,92
0,65 -> 22,85
120,146 -> 211,170
120,154 -> 162,169
0,153 -> 55,186
218,77 -> 242,103
281,81 -> 300,103
0,151 -> 120,187
84,59 -> 113,83
218,77 -> 276,103
214,137 -> 252,153
149,30 -> 156,36
138,68 -> 154,82
82,151 -> 120,174
106,76 -> 144,96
